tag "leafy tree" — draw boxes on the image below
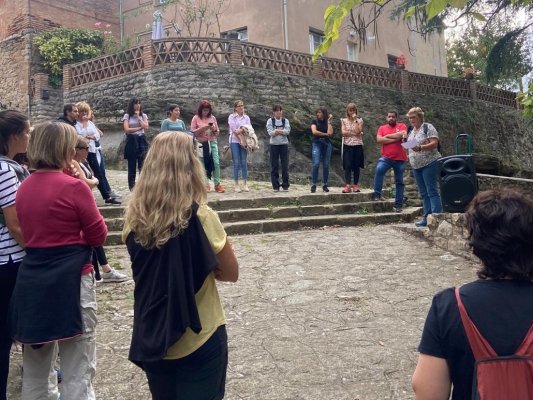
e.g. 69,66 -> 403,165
447,18 -> 532,90
34,28 -> 104,87
314,0 -> 533,116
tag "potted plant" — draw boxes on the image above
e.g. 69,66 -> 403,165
396,55 -> 407,70
463,66 -> 478,80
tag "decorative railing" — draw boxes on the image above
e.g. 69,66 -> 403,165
63,38 -> 520,109
152,38 -> 230,65
321,57 -> 401,89
477,84 -> 518,108
241,43 -> 313,76
408,72 -> 470,98
67,45 -> 144,87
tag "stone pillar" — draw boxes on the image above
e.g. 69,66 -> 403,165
469,80 -> 477,100
32,73 -> 49,99
229,39 -> 242,65
312,60 -> 323,79
143,41 -> 154,70
400,69 -> 409,93
63,65 -> 71,91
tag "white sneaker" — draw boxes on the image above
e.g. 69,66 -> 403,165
242,184 -> 250,192
101,268 -> 129,283
234,185 -> 241,193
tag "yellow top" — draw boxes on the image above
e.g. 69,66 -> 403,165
163,204 -> 227,359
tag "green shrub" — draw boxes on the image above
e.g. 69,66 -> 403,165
34,28 -> 104,88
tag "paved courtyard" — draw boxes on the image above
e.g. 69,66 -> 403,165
7,170 -> 479,400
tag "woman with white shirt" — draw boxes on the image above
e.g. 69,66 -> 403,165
228,100 -> 251,192
75,101 -> 120,205
123,97 -> 149,191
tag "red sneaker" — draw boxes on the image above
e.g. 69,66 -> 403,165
342,184 -> 352,193
352,184 -> 361,193
214,184 -> 225,193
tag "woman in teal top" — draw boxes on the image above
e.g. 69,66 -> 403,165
160,104 -> 187,132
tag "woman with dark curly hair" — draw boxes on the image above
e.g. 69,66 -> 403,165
412,189 -> 533,400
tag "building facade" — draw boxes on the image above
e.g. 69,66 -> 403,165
121,0 -> 447,76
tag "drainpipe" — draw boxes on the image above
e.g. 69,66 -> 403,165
282,0 -> 289,50
119,0 -> 124,45
27,0 -> 32,119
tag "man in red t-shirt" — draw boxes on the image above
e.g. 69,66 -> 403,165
372,111 -> 408,212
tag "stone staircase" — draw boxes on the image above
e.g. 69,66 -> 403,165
100,191 -> 422,245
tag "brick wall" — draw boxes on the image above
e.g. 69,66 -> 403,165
0,0 -> 120,41
0,0 -> 28,40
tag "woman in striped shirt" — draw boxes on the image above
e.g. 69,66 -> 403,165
0,110 -> 30,400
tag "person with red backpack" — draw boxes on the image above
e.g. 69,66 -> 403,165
412,189 -> 533,400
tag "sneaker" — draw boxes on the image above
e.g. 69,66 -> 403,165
393,206 -> 402,213
352,184 -> 361,193
371,193 -> 381,201
214,184 -> 225,193
273,187 -> 280,192
415,218 -> 428,227
342,184 -> 352,193
105,197 -> 121,205
101,268 -> 129,283
234,185 -> 241,193
322,185 -> 329,193
109,191 -> 121,199
310,185 -> 317,193
282,187 -> 289,191
242,184 -> 250,192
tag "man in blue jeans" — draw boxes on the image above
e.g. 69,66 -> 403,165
372,111 -> 408,212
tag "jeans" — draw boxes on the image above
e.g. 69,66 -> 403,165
22,273 -> 97,400
0,259 -> 20,400
412,160 -> 443,216
87,152 -> 111,200
373,157 -> 406,207
201,141 -> 222,185
311,140 -> 332,185
270,144 -> 289,189
144,325 -> 228,400
230,142 -> 248,181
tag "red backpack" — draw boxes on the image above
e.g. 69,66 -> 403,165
455,287 -> 533,400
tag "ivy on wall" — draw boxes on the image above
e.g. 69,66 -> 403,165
34,28 -> 104,88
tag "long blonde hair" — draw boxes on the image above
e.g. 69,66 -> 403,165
124,131 -> 207,249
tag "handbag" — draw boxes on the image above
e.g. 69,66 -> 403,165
222,145 -> 232,161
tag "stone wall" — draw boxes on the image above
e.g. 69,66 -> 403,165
478,173 -> 533,197
0,33 -> 31,112
63,62 -> 533,186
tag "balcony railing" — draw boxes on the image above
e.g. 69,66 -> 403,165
63,38 -> 520,109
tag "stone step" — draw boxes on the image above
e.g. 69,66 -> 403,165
104,207 -> 422,245
97,191 -> 380,219
103,199 -> 396,230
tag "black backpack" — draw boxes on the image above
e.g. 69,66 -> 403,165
408,123 -> 441,153
271,118 -> 286,130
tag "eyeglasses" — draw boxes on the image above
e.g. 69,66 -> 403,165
76,146 -> 89,150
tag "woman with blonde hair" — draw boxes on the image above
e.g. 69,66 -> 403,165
75,101 -> 120,204
124,131 -> 238,400
10,121 -> 107,399
406,107 -> 442,227
340,103 -> 364,193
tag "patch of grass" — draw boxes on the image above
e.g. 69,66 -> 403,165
355,207 -> 369,215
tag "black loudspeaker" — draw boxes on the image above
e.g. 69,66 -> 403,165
438,155 -> 478,213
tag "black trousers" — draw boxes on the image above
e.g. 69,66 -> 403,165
127,155 -> 145,191
143,325 -> 228,400
91,246 -> 108,281
270,144 -> 289,189
0,259 -> 20,400
343,145 -> 364,185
